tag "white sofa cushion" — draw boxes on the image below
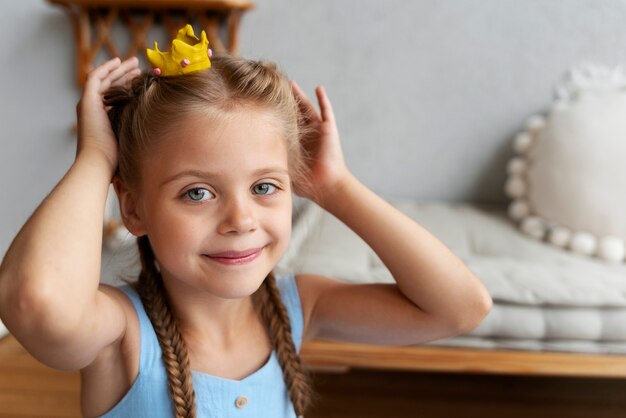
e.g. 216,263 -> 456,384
0,319 -> 7,339
277,201 -> 626,351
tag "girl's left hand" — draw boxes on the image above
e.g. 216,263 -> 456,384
291,81 -> 350,204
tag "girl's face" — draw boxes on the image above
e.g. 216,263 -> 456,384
128,108 -> 293,300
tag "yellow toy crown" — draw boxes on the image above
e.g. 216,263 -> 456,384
146,24 -> 212,76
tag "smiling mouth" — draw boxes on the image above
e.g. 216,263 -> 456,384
204,248 -> 264,265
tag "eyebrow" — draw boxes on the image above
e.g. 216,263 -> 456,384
159,167 -> 290,187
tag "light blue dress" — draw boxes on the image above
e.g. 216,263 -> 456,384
100,275 -> 303,418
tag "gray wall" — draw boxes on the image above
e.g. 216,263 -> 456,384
3,0 -> 626,264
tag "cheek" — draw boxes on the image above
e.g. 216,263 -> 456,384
272,203 -> 293,250
144,207 -> 201,256
278,219 -> 292,244
270,220 -> 292,264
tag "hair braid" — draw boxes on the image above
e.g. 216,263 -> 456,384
136,236 -> 197,418
104,74 -> 157,133
255,273 -> 314,416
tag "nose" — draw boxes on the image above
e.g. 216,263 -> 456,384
217,194 -> 258,235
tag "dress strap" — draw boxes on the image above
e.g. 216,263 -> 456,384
275,275 -> 304,352
118,285 -> 163,371
118,276 -> 304,366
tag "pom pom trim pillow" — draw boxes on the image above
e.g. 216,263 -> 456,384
505,65 -> 626,263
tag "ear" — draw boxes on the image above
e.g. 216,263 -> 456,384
112,176 -> 147,237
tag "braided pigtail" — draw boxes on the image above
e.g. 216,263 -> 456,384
136,236 -> 197,418
255,273 -> 314,417
105,73 -> 158,136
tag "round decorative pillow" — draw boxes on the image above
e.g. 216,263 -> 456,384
505,65 -> 626,263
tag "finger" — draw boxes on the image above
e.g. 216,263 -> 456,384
315,86 -> 336,124
104,63 -> 141,92
291,81 -> 316,112
291,80 -> 321,121
83,57 -> 122,96
114,68 -> 142,88
108,57 -> 140,85
86,57 -> 122,85
99,57 -> 140,93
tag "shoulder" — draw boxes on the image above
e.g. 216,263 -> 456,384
80,284 -> 141,417
98,284 -> 141,349
95,284 -> 141,374
293,274 -> 349,341
272,275 -> 303,345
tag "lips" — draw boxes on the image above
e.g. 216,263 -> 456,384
204,247 -> 264,265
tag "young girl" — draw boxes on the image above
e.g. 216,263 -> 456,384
0,27 -> 491,418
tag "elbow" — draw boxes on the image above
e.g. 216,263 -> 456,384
0,270 -> 46,333
438,283 -> 492,337
0,267 -> 98,371
0,264 -> 30,330
455,289 -> 493,336
0,268 -> 78,338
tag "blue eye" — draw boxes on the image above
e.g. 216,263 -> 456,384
252,183 -> 277,195
185,188 -> 214,202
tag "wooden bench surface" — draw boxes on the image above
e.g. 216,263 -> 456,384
3,334 -> 626,417
300,340 -> 626,379
0,335 -> 80,418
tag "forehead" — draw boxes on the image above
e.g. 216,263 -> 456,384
142,108 -> 290,180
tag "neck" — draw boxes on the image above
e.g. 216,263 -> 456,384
160,274 -> 262,350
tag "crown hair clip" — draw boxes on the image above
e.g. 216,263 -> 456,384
146,24 -> 212,76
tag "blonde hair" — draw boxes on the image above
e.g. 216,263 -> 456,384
105,55 -> 313,417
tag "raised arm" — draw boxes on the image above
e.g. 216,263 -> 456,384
291,82 -> 492,345
0,58 -> 141,370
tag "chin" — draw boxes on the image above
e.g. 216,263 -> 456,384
210,272 -> 268,300
218,284 -> 264,300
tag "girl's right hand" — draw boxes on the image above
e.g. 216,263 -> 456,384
76,57 -> 141,171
